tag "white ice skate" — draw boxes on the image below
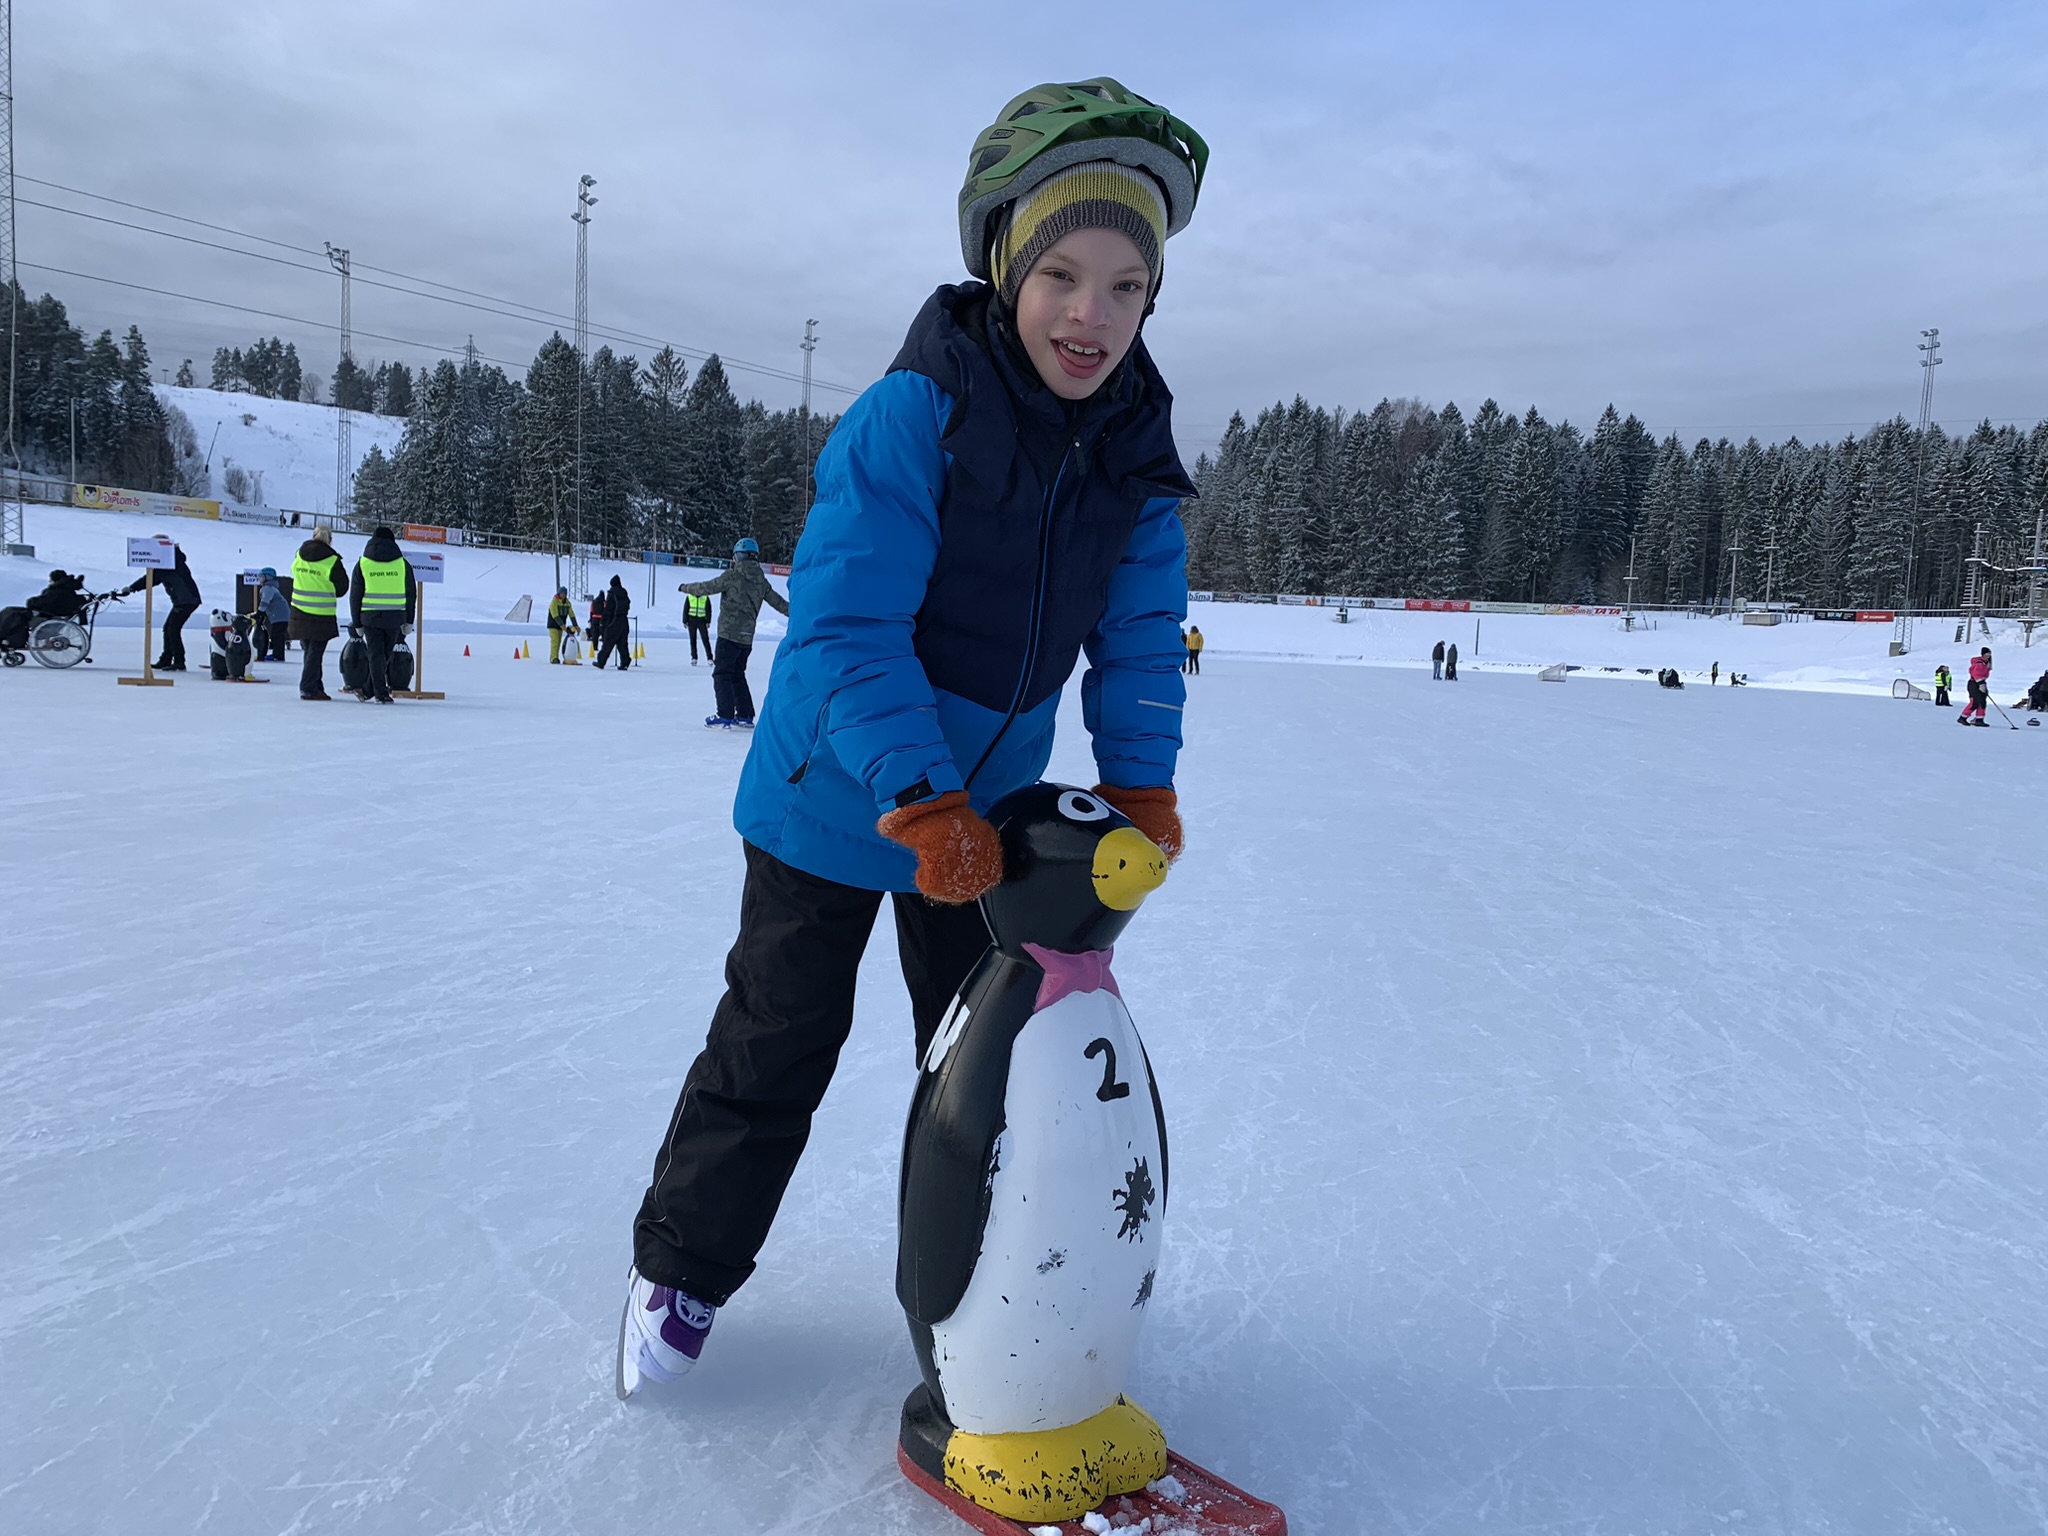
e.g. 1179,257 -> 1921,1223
615,1265 -> 716,1400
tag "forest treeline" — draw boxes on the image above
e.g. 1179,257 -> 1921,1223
13,279 -> 2044,601
7,284 -> 836,563
1187,398 -> 2048,611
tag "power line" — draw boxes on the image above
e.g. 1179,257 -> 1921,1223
20,174 -> 861,396
17,260 -> 528,369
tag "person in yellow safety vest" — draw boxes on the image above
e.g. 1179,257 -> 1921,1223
683,590 -> 714,665
547,586 -> 579,663
289,525 -> 349,700
348,525 -> 419,704
1933,663 -> 1952,709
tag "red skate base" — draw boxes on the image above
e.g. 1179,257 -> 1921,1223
898,1442 -> 1287,1535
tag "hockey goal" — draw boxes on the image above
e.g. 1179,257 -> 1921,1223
1892,678 -> 1931,702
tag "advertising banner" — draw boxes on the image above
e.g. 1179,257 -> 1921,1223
78,484 -> 221,520
402,523 -> 449,545
219,504 -> 285,526
1405,598 -> 1472,612
1854,610 -> 1896,623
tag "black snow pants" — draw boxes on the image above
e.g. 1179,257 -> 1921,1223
160,602 -> 199,668
633,841 -> 992,1306
597,629 -> 631,670
300,637 -> 330,696
364,625 -> 396,700
1935,685 -> 1950,708
712,637 -> 755,720
686,618 -> 714,662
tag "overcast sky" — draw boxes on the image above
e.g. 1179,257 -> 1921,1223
24,0 -> 2047,458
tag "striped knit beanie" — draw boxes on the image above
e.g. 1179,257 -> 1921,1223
991,161 -> 1169,311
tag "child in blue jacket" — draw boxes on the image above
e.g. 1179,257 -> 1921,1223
622,78 -> 1207,1387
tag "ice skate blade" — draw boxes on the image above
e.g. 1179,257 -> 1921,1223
614,1289 -> 641,1401
898,1442 -> 1286,1535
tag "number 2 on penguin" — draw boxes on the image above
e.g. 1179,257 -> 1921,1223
1084,1037 -> 1131,1102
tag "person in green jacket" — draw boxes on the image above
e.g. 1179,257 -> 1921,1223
546,587 -> 578,664
683,590 -> 714,666
1934,662 -> 1952,709
678,539 -> 789,727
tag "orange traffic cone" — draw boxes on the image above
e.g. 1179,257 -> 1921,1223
463,644 -> 471,657
513,646 -> 521,659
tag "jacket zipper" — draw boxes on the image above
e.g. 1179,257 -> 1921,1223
963,436 -> 1077,790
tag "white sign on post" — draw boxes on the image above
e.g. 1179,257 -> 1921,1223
127,537 -> 176,569
405,551 -> 445,584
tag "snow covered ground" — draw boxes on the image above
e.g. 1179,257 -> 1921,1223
3,642 -> 2043,1534
156,385 -> 407,519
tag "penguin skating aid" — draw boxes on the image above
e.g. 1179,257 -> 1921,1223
896,783 -> 1285,1535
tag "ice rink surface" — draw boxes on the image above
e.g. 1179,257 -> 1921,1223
2,650 -> 2043,1535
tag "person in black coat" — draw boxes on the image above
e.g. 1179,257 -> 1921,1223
346,526 -> 419,703
1444,640 -> 1459,681
120,540 -> 201,670
595,574 -> 632,671
29,570 -> 89,620
1431,638 -> 1445,680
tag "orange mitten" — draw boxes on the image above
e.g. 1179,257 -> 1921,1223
1093,784 -> 1183,862
877,791 -> 1007,905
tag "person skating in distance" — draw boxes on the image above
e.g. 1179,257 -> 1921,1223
254,568 -> 291,662
677,538 -> 789,728
622,76 -> 1200,1390
546,586 -> 578,663
683,589 -> 715,666
1959,647 -> 1992,726
596,574 -> 632,671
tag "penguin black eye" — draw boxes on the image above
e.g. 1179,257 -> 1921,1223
1058,791 -> 1111,823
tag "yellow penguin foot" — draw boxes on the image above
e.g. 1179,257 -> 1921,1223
938,1395 -> 1169,1524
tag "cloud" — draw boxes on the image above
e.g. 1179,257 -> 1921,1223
22,0 -> 2047,460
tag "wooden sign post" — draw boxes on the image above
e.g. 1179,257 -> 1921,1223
117,536 -> 176,688
396,549 -> 446,700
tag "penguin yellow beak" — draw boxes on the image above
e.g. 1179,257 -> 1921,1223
1092,826 -> 1168,911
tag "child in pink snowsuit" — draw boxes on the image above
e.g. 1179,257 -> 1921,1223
1959,648 -> 1992,725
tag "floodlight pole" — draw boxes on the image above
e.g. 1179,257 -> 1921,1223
0,0 -> 22,553
570,174 -> 596,602
326,242 -> 353,521
801,318 -> 819,508
1897,327 -> 1940,654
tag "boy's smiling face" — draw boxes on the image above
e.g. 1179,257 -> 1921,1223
1011,228 -> 1152,401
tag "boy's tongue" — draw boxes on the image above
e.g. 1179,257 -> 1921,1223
1054,338 -> 1106,379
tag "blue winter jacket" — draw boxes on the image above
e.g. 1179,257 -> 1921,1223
734,283 -> 1193,892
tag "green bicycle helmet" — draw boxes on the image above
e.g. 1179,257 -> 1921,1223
958,77 -> 1208,280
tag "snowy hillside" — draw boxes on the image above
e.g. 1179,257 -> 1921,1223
2,649 -> 2042,1534
156,384 -> 406,518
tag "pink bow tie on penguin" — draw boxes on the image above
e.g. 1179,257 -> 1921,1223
1022,944 -> 1122,1010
